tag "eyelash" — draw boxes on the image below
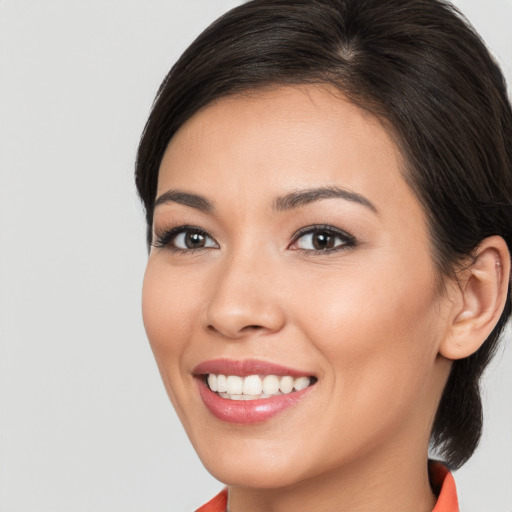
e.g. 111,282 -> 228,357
151,225 -> 215,255
151,224 -> 356,255
290,224 -> 356,255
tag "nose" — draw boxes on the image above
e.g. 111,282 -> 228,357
203,251 -> 287,340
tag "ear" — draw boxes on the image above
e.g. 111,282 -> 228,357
439,235 -> 511,360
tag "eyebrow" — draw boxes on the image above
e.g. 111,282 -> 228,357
153,186 -> 377,214
154,189 -> 214,212
273,186 -> 378,213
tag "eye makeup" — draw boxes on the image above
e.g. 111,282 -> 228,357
289,224 -> 357,255
151,225 -> 218,254
152,222 -> 357,257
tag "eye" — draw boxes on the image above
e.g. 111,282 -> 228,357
290,225 -> 355,253
173,230 -> 217,250
152,226 -> 218,252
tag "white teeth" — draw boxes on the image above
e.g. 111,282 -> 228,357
218,393 -> 273,401
217,374 -> 227,393
242,374 -> 263,395
207,373 -> 313,399
279,376 -> 294,394
226,375 -> 243,395
262,375 -> 280,395
207,374 -> 217,392
294,376 -> 310,391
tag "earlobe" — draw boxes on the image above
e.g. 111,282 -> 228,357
439,236 -> 511,360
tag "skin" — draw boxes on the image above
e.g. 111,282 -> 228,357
142,85 -> 497,511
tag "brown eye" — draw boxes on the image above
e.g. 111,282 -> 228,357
171,229 -> 217,250
311,232 -> 336,250
184,231 -> 207,248
292,226 -> 355,253
151,226 -> 219,252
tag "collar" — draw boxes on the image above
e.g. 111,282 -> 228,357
196,488 -> 227,512
430,460 -> 459,512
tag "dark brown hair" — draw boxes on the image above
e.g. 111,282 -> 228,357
135,0 -> 512,469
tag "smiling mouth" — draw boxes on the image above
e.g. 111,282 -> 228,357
204,373 -> 317,401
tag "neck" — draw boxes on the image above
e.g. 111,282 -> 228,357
227,441 -> 437,512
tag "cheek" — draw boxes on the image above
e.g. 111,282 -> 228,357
291,259 -> 441,410
295,264 -> 435,342
141,260 -> 200,365
141,259 -> 209,426
284,268 -> 443,467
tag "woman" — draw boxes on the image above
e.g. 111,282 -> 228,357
135,0 -> 512,510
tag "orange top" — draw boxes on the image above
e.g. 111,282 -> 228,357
196,488 -> 227,512
430,461 -> 460,512
196,461 -> 459,512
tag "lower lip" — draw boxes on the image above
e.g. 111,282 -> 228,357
196,379 -> 314,424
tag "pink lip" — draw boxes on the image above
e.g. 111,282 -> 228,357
193,359 -> 316,424
193,358 -> 312,377
196,379 -> 314,424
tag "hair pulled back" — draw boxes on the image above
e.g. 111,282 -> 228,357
135,0 -> 512,469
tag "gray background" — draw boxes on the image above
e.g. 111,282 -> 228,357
0,1 -> 510,511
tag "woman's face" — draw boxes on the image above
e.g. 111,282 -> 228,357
142,85 -> 453,488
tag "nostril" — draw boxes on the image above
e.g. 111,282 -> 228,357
206,323 -> 263,336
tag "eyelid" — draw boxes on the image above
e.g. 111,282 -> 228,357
151,225 -> 219,251
289,224 -> 356,252
151,223 -> 356,255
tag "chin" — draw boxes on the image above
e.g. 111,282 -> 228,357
204,457 -> 307,489
193,433 -> 315,489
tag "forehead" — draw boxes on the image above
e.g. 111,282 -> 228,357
156,84 -> 418,221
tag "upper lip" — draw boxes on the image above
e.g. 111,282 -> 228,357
193,358 -> 314,377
